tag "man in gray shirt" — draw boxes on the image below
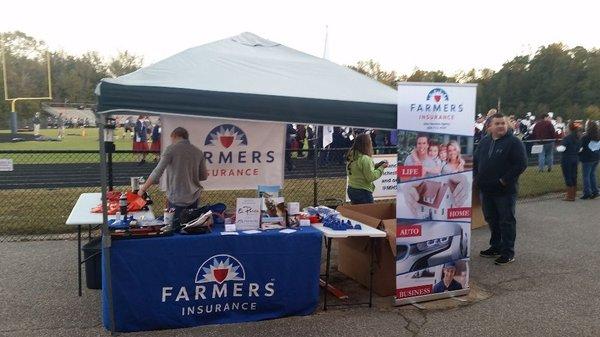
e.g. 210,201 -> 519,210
138,127 -> 208,228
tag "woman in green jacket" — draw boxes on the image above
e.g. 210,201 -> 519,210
346,133 -> 389,204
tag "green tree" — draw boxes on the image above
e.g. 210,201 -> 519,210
347,59 -> 398,88
107,51 -> 143,77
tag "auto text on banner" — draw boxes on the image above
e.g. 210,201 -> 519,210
161,116 -> 285,190
395,82 -> 476,305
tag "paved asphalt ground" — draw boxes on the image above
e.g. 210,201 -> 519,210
1,195 -> 600,337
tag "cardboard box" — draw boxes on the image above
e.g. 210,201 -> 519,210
336,203 -> 397,297
337,201 -> 480,296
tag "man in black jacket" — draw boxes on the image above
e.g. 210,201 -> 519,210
474,113 -> 527,265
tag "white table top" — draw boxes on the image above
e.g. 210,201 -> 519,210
65,193 -> 155,226
311,215 -> 387,238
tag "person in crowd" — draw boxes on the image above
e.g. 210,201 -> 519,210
133,115 -> 149,165
346,133 -> 388,204
150,118 -> 162,162
532,113 -> 556,172
138,127 -> 208,230
432,262 -> 463,293
285,124 -> 297,171
57,113 -> 65,139
331,127 -> 348,164
442,140 -> 465,174
143,116 -> 153,136
382,132 -> 393,154
296,124 -> 307,158
475,114 -> 485,143
483,108 -> 497,133
474,113 -> 527,265
560,122 -> 581,201
579,120 -> 600,199
306,125 -> 315,160
555,116 -> 566,139
32,112 -> 41,136
370,130 -> 378,152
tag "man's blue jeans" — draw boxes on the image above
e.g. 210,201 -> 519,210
538,143 -> 554,171
581,161 -> 599,196
481,193 -> 517,259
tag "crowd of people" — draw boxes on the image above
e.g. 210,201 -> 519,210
124,115 -> 162,165
475,109 -> 600,200
285,124 -> 395,171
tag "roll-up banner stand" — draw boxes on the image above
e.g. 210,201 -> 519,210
395,82 -> 477,306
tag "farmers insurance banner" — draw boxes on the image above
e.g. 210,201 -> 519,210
161,116 -> 284,190
395,83 -> 476,305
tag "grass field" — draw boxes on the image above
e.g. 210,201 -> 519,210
0,128 -> 141,151
2,164 -> 595,239
0,128 -> 159,164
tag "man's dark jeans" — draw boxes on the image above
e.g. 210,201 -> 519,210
481,192 -> 517,259
168,199 -> 199,230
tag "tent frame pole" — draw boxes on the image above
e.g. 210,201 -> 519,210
98,113 -> 116,333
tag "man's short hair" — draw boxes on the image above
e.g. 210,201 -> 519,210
491,112 -> 505,120
171,127 -> 189,140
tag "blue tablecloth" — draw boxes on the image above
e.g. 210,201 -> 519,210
102,226 -> 323,332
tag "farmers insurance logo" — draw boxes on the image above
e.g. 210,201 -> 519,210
195,254 -> 246,284
161,254 -> 276,317
202,123 -> 275,176
409,87 -> 464,118
204,124 -> 248,149
426,88 -> 449,103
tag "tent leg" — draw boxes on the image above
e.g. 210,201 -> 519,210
312,128 -> 319,207
98,114 -> 116,333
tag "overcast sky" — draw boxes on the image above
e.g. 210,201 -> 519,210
1,0 -> 598,75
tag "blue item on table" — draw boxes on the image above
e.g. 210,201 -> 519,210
108,215 -> 135,230
322,216 -> 357,231
209,203 -> 227,214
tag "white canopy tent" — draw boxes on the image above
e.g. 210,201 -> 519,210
97,32 -> 397,129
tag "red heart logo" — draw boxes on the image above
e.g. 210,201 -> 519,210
434,95 -> 441,103
220,136 -> 234,148
213,268 -> 228,283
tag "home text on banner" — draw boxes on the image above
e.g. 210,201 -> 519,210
161,116 -> 285,190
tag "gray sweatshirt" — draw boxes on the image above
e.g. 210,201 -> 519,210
149,139 -> 208,206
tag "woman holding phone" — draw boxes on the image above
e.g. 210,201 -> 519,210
346,133 -> 389,204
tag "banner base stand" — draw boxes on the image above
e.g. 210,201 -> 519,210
394,289 -> 470,306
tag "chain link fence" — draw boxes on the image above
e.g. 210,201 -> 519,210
0,141 -> 597,242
